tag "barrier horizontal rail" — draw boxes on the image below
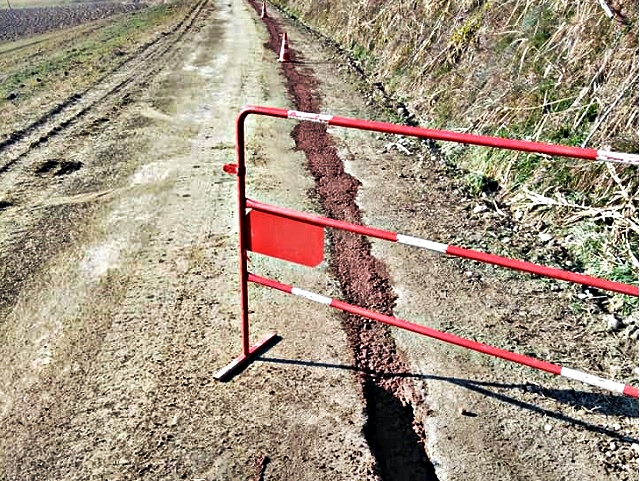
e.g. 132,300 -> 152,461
248,273 -> 639,398
247,198 -> 639,297
245,105 -> 640,165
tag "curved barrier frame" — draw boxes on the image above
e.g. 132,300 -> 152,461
214,105 -> 638,399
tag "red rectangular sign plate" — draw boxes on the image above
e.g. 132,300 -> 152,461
246,209 -> 324,267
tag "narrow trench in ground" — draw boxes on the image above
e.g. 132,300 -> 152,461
248,2 -> 439,479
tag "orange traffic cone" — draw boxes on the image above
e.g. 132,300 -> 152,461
260,0 -> 267,18
278,32 -> 290,62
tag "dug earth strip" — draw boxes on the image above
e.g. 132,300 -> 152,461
247,1 -> 442,479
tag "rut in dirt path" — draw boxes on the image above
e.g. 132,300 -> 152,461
249,2 -> 438,479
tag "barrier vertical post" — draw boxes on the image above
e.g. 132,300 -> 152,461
214,111 -> 279,381
237,111 -> 250,357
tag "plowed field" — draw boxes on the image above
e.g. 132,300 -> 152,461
0,2 -> 146,42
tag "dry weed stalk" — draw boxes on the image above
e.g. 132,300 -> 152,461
272,0 -> 638,279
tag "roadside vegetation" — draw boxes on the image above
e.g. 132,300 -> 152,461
271,0 -> 639,315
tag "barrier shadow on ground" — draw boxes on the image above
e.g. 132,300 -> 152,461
364,380 -> 438,481
216,336 -> 283,382
257,356 -> 639,444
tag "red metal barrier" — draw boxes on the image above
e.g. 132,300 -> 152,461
248,273 -> 638,398
246,198 -> 638,297
214,106 -> 638,399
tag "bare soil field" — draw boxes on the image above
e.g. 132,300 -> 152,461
0,2 -> 146,42
0,0 -> 637,480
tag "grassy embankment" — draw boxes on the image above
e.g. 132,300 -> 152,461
0,0 -> 196,136
272,0 -> 639,313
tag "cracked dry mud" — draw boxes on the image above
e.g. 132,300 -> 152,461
0,0 -> 637,480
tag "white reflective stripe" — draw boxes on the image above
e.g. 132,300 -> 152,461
291,287 -> 332,305
597,0 -> 614,18
596,150 -> 640,165
560,367 -> 625,393
287,110 -> 334,124
397,234 -> 448,253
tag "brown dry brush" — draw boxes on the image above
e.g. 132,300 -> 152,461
272,0 -> 639,286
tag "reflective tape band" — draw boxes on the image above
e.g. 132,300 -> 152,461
597,0 -> 614,18
291,287 -> 333,305
396,234 -> 448,253
287,110 -> 334,124
596,150 -> 640,165
560,367 -> 625,394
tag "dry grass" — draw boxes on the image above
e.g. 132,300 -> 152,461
272,0 -> 638,292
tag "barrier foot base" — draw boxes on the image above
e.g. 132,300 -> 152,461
214,331 -> 280,381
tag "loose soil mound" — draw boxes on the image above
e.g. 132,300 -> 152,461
248,1 -> 439,479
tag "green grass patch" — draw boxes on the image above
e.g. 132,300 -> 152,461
463,171 -> 498,196
350,41 -> 367,62
548,125 -> 586,147
563,220 -> 638,314
275,2 -> 301,20
522,4 -> 555,50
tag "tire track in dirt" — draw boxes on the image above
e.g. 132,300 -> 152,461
0,0 -> 208,174
248,2 -> 438,480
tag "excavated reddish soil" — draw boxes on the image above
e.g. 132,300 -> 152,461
249,1 -> 438,479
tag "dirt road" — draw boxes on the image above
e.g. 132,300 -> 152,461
0,1 -> 376,479
0,0 -> 637,480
